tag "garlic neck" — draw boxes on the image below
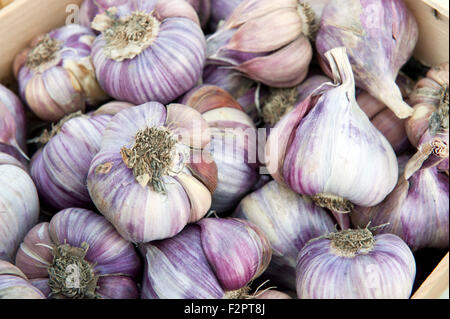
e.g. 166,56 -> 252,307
328,228 -> 374,258
97,9 -> 160,61
297,2 -> 318,39
47,242 -> 98,299
26,34 -> 61,73
121,126 -> 177,192
261,87 -> 299,126
431,138 -> 449,159
312,193 -> 354,214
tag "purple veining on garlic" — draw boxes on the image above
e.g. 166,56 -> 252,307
210,0 -> 243,30
140,217 -> 272,299
296,232 -> 416,299
0,260 -> 46,299
316,0 -> 418,119
234,180 -> 336,290
15,208 -> 141,299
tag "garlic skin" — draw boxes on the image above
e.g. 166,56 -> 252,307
14,24 -> 108,122
139,217 -> 272,299
186,0 -> 211,28
210,0 -> 243,30
316,0 -> 418,119
206,0 -> 314,88
234,180 -> 336,290
254,290 -> 293,299
0,260 -> 45,299
0,84 -> 27,154
91,0 -> 206,105
30,102 -> 133,211
15,208 -> 141,299
351,154 -> 449,252
88,102 -> 217,243
0,156 -> 39,263
182,85 -> 259,213
296,229 -> 416,299
266,47 -> 398,213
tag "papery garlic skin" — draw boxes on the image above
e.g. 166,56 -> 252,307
296,231 -> 416,299
0,157 -> 39,263
14,24 -> 108,122
0,84 -> 27,154
210,0 -> 243,30
91,0 -> 206,105
15,208 -> 141,299
234,180 -> 335,290
206,0 -> 314,88
182,85 -> 259,213
140,217 -> 272,299
88,102 -> 217,243
316,0 -> 418,119
266,47 -> 398,210
0,260 -> 45,299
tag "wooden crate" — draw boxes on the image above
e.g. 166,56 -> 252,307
0,0 -> 448,299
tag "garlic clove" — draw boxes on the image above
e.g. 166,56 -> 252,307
235,35 -> 312,88
156,0 -> 202,26
254,290 -> 293,299
182,85 -> 243,114
175,172 -> 212,223
186,150 -> 218,194
226,8 -> 302,53
0,260 -> 27,278
198,218 -> 272,291
202,107 -> 255,128
92,101 -> 135,116
96,276 -> 139,299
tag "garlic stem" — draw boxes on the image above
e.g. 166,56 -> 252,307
312,193 -> 354,214
429,86 -> 449,135
223,286 -> 251,299
261,87 -> 299,126
297,2 -> 318,40
328,228 -> 374,257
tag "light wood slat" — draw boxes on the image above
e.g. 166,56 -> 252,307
412,253 -> 449,299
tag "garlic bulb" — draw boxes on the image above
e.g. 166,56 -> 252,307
265,47 -> 398,214
15,208 -> 141,299
0,260 -> 45,299
316,0 -> 418,119
182,85 -> 259,213
13,24 -> 108,122
351,151 -> 449,252
0,84 -> 27,155
139,217 -> 272,299
0,155 -> 39,263
207,0 -> 314,88
91,0 -> 206,105
210,0 -> 243,30
30,101 -> 133,211
88,102 -> 217,243
296,228 -> 416,298
234,180 -> 336,290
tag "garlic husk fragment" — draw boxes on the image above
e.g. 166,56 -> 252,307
234,180 -> 335,290
15,208 -> 141,299
206,0 -> 314,88
182,85 -> 259,213
91,0 -> 206,105
265,47 -> 398,212
88,102 -> 217,243
14,25 -> 108,122
0,84 -> 27,155
139,217 -> 272,299
296,228 -> 416,299
0,260 -> 45,299
316,0 -> 418,119
351,151 -> 449,252
0,157 -> 39,263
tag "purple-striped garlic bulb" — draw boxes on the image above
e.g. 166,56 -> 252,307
202,65 -> 265,123
351,150 -> 449,252
0,155 -> 39,263
182,85 -> 259,213
0,84 -> 27,156
13,24 -> 108,122
15,208 -> 141,299
296,228 -> 416,299
87,102 -> 217,243
209,0 -> 243,30
206,0 -> 314,88
265,47 -> 398,216
91,0 -> 206,105
316,0 -> 419,119
234,180 -> 336,290
30,101 -> 133,211
0,260 -> 45,299
260,74 -> 330,127
0,143 -> 29,169
357,73 -> 415,154
140,217 -> 272,299
406,63 -> 449,171
80,0 -> 211,29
